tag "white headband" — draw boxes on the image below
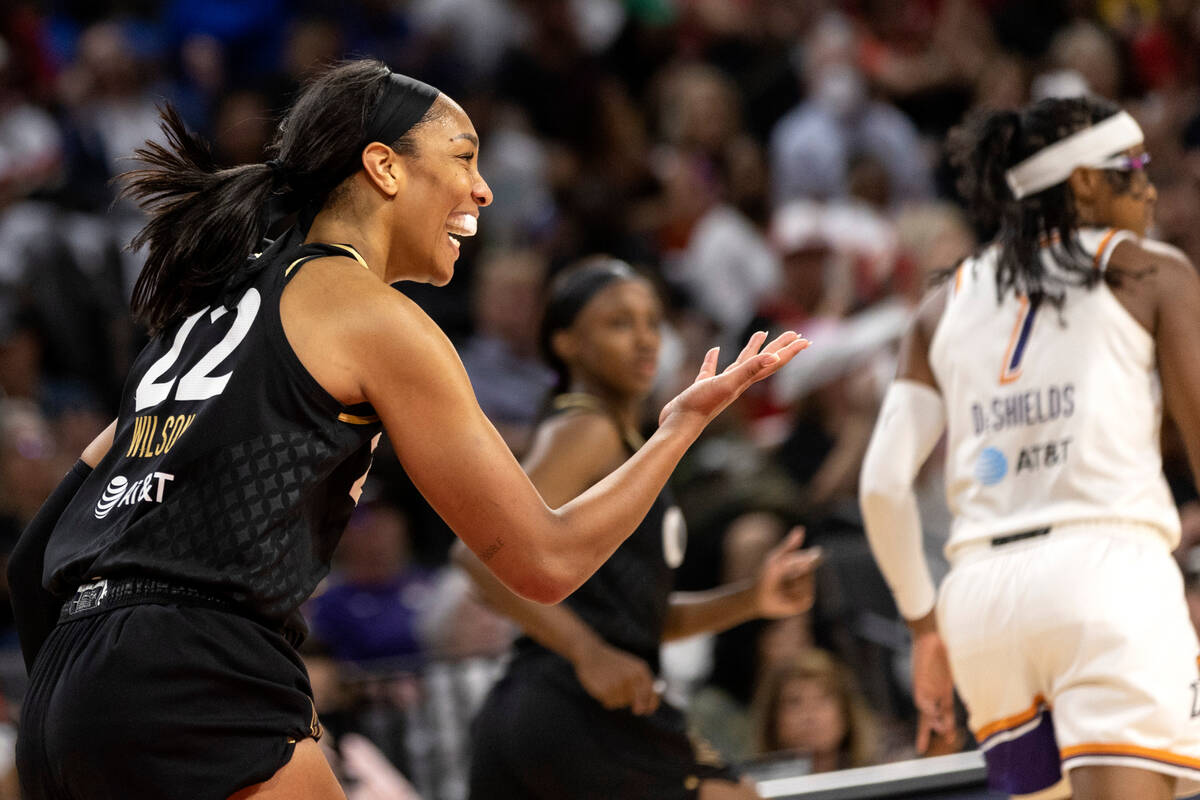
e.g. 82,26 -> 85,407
1004,110 -> 1144,200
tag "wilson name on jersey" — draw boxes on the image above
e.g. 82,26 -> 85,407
45,231 -> 383,622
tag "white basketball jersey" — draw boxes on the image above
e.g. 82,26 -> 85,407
929,227 -> 1181,558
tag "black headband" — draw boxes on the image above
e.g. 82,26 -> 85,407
283,70 -> 441,232
365,71 -> 440,148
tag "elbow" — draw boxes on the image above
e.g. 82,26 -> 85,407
495,547 -> 580,605
501,565 -> 575,605
858,478 -> 909,522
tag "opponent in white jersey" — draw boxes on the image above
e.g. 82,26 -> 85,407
860,95 -> 1200,800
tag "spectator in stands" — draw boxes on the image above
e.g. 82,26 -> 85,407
769,11 -> 934,208
749,648 -> 883,773
459,248 -> 556,456
307,493 -> 438,665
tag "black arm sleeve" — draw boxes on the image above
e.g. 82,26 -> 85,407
8,460 -> 91,673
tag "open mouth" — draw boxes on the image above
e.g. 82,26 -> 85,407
446,213 -> 478,250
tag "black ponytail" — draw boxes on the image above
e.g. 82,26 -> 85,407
122,59 -> 440,333
947,95 -> 1123,309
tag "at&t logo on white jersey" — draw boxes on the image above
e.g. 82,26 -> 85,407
94,472 -> 175,519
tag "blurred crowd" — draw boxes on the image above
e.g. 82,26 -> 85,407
4,0 -> 1200,797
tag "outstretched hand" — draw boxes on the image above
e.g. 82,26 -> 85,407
756,527 -> 822,618
658,331 -> 809,429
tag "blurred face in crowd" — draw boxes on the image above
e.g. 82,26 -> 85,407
336,503 -> 411,585
474,252 -> 546,354
553,278 -> 663,402
774,676 -> 847,761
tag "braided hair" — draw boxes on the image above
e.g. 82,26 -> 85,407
946,95 -> 1125,309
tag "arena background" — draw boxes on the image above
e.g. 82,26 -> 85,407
1,0 -> 1199,797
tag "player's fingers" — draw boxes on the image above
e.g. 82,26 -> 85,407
914,693 -> 941,719
725,350 -> 781,391
769,527 -> 806,557
761,330 -> 800,355
728,330 -> 768,371
916,716 -> 932,755
694,347 -> 720,382
768,337 -> 810,366
735,338 -> 809,387
776,547 -> 823,576
632,677 -> 658,715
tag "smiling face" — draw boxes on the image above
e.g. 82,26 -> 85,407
554,278 -> 663,403
386,97 -> 492,284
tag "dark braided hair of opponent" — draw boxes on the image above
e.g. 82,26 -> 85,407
946,95 -> 1134,310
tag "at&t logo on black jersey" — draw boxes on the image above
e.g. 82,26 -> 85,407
94,471 -> 175,519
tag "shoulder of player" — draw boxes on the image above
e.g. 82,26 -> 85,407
1109,235 -> 1194,279
524,408 -> 627,476
536,409 -> 626,459
287,256 -> 442,341
1108,236 -> 1200,323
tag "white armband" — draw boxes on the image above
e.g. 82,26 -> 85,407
858,379 -> 946,621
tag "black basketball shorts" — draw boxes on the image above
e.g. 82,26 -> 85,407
17,602 -> 318,800
468,649 -> 739,800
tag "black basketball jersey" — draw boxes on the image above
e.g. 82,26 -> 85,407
44,230 -> 383,627
525,395 -> 687,671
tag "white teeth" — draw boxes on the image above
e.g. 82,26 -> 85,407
448,234 -> 460,247
447,215 -> 477,237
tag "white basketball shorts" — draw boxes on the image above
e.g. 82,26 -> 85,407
938,520 -> 1200,796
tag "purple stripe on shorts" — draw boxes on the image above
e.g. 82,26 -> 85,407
981,707 -> 1063,795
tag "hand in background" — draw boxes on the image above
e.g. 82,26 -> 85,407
755,527 -> 822,618
572,639 -> 661,716
912,630 -> 957,754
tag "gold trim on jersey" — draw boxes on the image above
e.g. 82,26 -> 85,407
327,243 -> 371,271
283,244 -> 371,277
337,411 -> 380,425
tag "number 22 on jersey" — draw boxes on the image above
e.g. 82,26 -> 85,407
135,289 -> 262,412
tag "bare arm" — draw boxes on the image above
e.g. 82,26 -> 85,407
339,278 -> 806,603
860,285 -> 956,752
81,419 -> 117,466
450,411 -> 662,714
662,528 -> 820,641
1153,251 -> 1200,497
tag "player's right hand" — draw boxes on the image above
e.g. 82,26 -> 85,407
573,640 -> 660,716
658,330 -> 809,430
912,630 -> 957,754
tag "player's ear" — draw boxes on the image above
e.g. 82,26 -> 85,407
361,142 -> 402,198
551,329 -> 579,364
1067,166 -> 1103,206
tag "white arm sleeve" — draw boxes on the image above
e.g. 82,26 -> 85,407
858,379 -> 947,621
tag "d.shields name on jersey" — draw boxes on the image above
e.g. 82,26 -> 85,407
971,383 -> 1075,436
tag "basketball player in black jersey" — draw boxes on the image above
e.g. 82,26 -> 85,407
6,60 -> 809,800
456,259 -> 821,800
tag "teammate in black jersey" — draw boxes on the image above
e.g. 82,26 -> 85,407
7,60 -> 809,800
456,259 -> 822,800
